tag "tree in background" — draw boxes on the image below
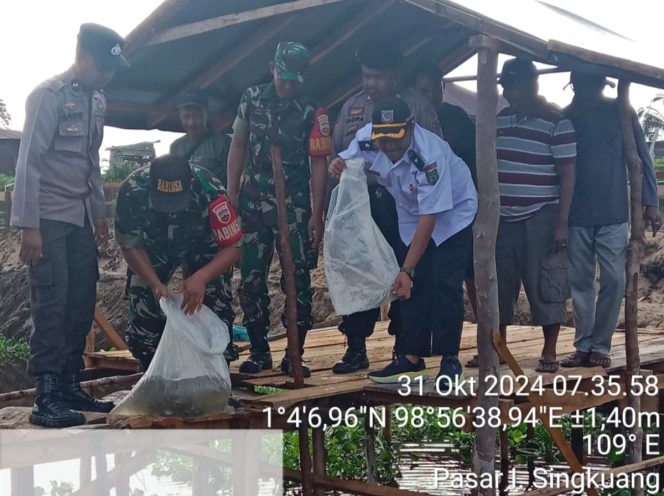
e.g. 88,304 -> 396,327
0,98 -> 11,129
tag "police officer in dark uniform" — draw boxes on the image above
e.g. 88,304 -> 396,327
11,23 -> 130,427
329,40 -> 442,374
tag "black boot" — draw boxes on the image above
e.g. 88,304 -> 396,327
332,335 -> 369,374
224,344 -> 240,363
60,372 -> 114,413
239,352 -> 273,374
280,354 -> 311,378
30,374 -> 86,428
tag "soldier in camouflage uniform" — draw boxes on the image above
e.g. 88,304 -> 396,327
115,154 -> 242,371
226,42 -> 331,377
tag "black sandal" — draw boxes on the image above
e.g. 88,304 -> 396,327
589,353 -> 611,368
535,358 -> 559,373
560,351 -> 590,368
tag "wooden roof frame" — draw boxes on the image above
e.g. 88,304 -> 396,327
108,0 -> 664,131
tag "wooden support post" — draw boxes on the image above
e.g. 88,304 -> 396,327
499,429 -> 509,495
11,466 -> 33,496
364,413 -> 378,484
472,35 -> 501,496
527,424 -> 535,489
571,425 -> 584,466
95,451 -> 110,496
80,456 -> 91,489
384,405 -> 393,445
298,423 -> 314,496
618,79 -> 644,496
493,331 -> 599,496
83,330 -> 96,369
270,144 -> 305,387
93,309 -> 129,351
113,453 -> 130,496
312,428 -> 327,496
659,392 -> 664,482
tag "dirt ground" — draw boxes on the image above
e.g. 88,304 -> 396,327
1,226 -> 663,392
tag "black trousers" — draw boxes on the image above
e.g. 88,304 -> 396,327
394,226 -> 472,357
27,218 -> 98,376
338,184 -> 405,339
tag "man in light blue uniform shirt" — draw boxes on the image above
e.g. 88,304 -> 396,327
330,97 -> 477,385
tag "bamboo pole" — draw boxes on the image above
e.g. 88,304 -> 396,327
270,144 -> 305,387
472,38 -> 501,496
617,79 -> 644,496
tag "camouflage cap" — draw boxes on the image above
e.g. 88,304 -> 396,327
274,41 -> 310,83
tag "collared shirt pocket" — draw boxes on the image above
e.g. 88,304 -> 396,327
54,119 -> 85,153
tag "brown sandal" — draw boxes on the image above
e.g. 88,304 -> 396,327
589,353 -> 611,368
535,358 -> 560,373
466,354 -> 506,368
560,351 -> 590,368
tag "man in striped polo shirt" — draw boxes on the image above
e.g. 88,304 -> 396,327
494,58 -> 576,373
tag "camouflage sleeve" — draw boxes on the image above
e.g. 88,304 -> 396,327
114,178 -> 145,249
232,87 -> 252,135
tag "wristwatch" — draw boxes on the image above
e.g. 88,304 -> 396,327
400,266 -> 415,280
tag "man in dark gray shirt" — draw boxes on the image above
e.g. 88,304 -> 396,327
11,23 -> 130,427
170,91 -> 232,187
561,71 -> 661,369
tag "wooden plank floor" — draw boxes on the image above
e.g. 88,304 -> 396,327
86,323 -> 664,412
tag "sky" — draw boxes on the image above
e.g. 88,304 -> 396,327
2,0 -> 664,168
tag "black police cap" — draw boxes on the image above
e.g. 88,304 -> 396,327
356,39 -> 403,70
78,23 -> 130,70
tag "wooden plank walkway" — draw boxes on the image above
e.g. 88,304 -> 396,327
86,322 -> 664,413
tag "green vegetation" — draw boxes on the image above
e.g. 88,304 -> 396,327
655,158 -> 664,170
103,160 -> 139,183
0,335 -> 29,365
34,481 -> 74,496
0,173 -> 14,190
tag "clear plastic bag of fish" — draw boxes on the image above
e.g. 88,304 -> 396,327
112,294 -> 231,418
324,158 -> 399,315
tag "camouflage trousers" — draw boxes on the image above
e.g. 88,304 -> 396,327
238,221 -> 315,355
126,249 -> 234,371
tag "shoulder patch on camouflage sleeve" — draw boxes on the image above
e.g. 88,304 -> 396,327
209,195 -> 242,248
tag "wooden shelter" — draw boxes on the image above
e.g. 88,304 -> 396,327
92,1 -> 664,495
